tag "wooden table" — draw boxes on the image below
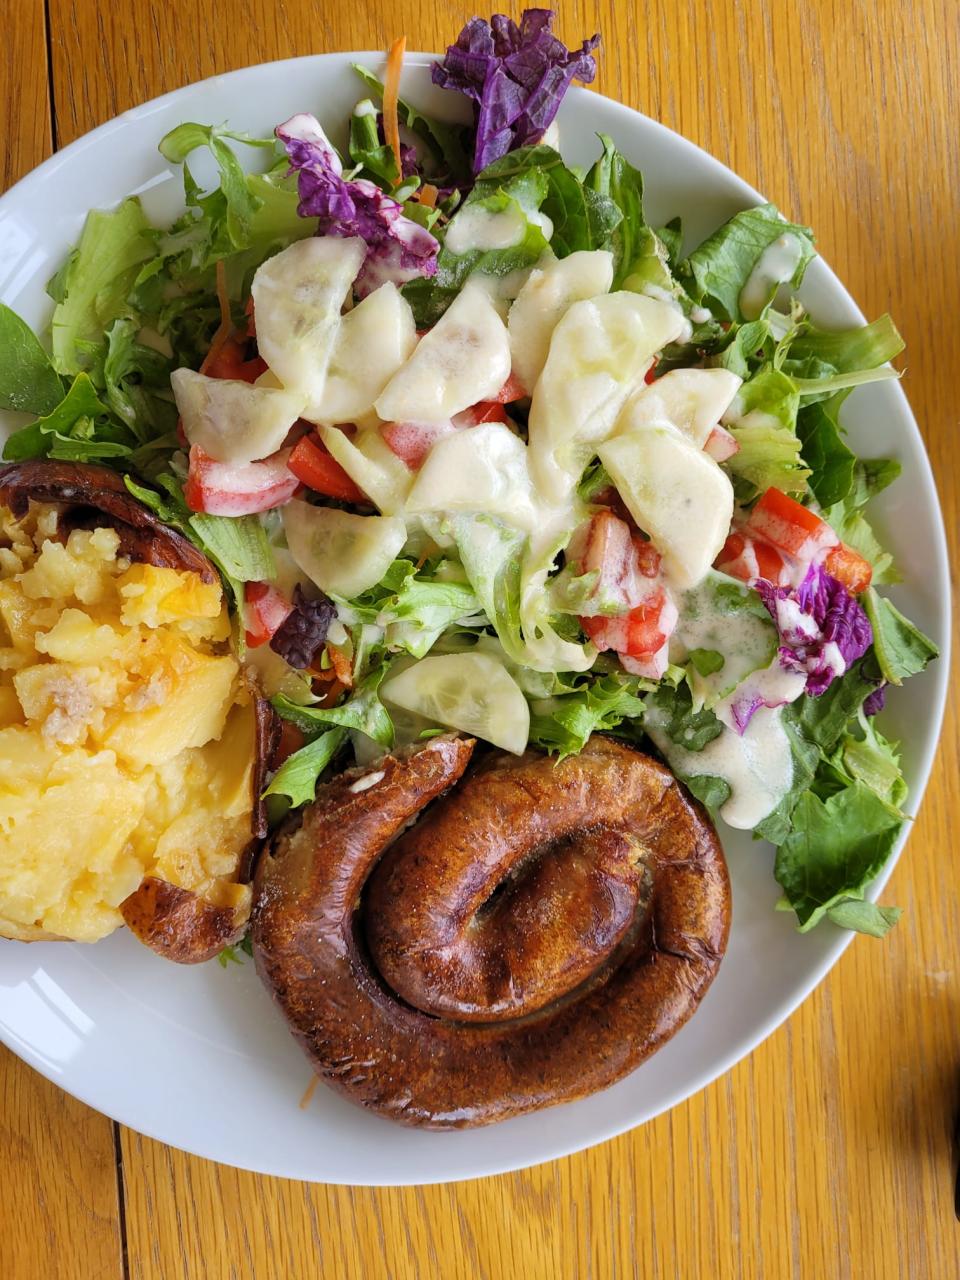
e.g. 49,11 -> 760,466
2,2 -> 958,1276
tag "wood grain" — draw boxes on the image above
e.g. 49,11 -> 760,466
1,8 -> 124,1280
0,0 -> 51,191
3,0 -> 959,1276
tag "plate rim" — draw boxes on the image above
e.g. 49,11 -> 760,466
0,49 -> 951,1186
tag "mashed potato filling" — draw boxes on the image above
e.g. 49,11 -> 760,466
0,502 -> 255,943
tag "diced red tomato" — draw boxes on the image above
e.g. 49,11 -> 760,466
714,530 -> 791,585
185,445 -> 300,516
632,535 -> 662,579
704,424 -> 740,462
453,400 -> 509,427
381,419 -> 456,469
643,359 -> 659,386
745,487 -> 838,560
271,717 -> 305,767
621,643 -> 670,680
202,333 -> 268,384
493,371 -> 527,403
591,484 -> 636,526
288,433 -> 368,503
824,542 -> 873,594
244,581 -> 292,648
581,588 -> 675,658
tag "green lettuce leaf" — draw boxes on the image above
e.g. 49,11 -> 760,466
0,303 -> 64,414
863,589 -> 939,685
723,367 -> 810,495
262,727 -> 347,806
352,63 -> 472,183
187,512 -> 276,583
774,782 -> 903,932
272,663 -> 395,748
528,674 -> 648,759
584,135 -> 646,285
784,314 -> 904,374
751,712 -> 820,845
796,390 -> 857,507
49,198 -> 155,375
644,682 -> 723,751
2,373 -> 133,462
678,204 -> 815,322
347,100 -> 400,187
824,897 -> 902,938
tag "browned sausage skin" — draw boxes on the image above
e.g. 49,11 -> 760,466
253,735 -> 731,1129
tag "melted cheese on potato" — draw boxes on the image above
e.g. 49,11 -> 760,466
0,502 -> 254,944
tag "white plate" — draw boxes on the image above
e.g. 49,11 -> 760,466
0,53 -> 950,1186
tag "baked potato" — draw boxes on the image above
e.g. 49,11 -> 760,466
0,461 -> 273,962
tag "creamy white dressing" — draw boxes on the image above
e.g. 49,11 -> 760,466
349,770 -> 385,793
444,204 -> 530,256
672,575 -> 777,704
639,283 -> 693,344
739,234 -> 804,320
646,702 -> 795,829
353,99 -> 377,118
689,305 -> 713,324
375,282 -> 511,423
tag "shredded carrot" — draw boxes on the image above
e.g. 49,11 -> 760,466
200,259 -> 233,374
417,183 -> 439,208
299,1076 -> 319,1109
328,644 -> 354,687
383,36 -> 406,179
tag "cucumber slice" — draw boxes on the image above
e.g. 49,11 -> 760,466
375,281 -> 511,423
527,292 -> 685,505
508,249 -> 614,396
380,653 -> 530,754
317,424 -> 414,515
617,368 -> 742,448
171,368 -> 304,463
598,426 -> 733,589
308,282 -> 416,426
282,501 -> 406,599
251,237 -> 364,407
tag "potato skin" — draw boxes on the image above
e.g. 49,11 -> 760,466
120,877 -> 253,964
0,461 -> 273,963
119,696 -> 278,964
0,460 -> 216,581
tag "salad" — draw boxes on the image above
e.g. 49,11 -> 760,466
0,9 -> 937,940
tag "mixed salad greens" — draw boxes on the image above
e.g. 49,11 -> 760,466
0,10 -> 938,938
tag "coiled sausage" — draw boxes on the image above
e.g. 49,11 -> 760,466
253,734 -> 730,1128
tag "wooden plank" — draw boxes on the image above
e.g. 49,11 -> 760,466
1,6 -> 124,1279
32,0 -> 960,1276
1,1042 -> 123,1278
0,0 -> 51,192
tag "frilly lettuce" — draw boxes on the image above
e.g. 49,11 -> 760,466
678,203 -> 815,323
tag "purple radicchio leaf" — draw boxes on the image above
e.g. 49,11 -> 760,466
726,662 -> 807,735
269,585 -> 335,670
755,565 -> 872,697
276,114 -> 439,296
863,682 -> 887,716
432,8 -> 600,172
